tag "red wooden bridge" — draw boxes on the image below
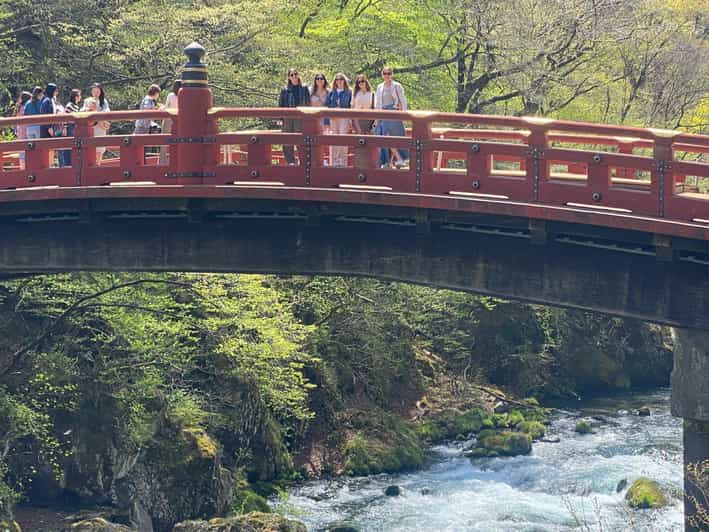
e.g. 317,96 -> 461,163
1,45 -> 707,244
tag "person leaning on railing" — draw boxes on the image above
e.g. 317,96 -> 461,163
326,73 -> 352,167
81,83 -> 110,162
374,66 -> 409,169
278,68 -> 311,166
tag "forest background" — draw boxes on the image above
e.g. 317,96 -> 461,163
0,0 -> 707,530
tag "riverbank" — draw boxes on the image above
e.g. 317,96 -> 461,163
278,389 -> 683,531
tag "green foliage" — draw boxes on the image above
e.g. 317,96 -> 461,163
231,489 -> 271,515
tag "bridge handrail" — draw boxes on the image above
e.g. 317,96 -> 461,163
0,97 -> 707,243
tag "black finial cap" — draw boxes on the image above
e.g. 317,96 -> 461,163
184,42 -> 206,66
182,41 -> 208,87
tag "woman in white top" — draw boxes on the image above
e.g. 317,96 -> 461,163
352,74 -> 375,134
159,79 -> 182,165
309,73 -> 330,133
81,82 -> 110,162
374,66 -> 408,168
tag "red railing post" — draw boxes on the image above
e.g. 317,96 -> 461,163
72,117 -> 94,185
411,112 -> 435,193
24,119 -> 51,182
300,112 -> 321,185
172,42 -> 216,184
651,130 -> 679,218
525,118 -> 551,203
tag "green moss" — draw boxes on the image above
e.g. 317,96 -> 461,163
507,410 -> 524,427
574,420 -> 592,434
344,419 -> 424,476
625,477 -> 668,509
0,521 -> 20,532
476,430 -> 532,456
231,490 -> 271,515
481,417 -> 495,429
415,408 -> 487,444
493,413 -> 510,428
173,512 -> 307,531
517,420 -> 545,440
181,427 -> 218,459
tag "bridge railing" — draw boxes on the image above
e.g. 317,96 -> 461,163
0,100 -> 707,228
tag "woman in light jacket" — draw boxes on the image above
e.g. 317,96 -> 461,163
81,82 -> 110,162
374,66 -> 408,168
325,73 -> 352,167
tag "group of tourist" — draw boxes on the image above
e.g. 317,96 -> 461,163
279,66 -> 409,168
12,67 -> 409,170
12,80 -> 182,166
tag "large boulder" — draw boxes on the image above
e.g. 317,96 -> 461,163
472,430 -> 532,457
172,513 -> 306,532
625,477 -> 668,509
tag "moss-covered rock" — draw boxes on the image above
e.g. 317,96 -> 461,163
326,523 -> 359,532
62,518 -> 136,531
415,408 -> 486,443
231,489 -> 271,515
343,427 -> 424,477
625,477 -> 668,509
0,521 -> 21,532
475,430 -> 532,457
574,420 -> 593,434
516,421 -> 545,440
172,513 -> 306,532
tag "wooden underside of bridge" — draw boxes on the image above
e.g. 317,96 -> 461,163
0,194 -> 707,330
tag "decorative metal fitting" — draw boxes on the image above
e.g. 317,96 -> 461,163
26,142 -> 35,150
357,173 -> 367,183
123,170 -> 131,178
471,143 -> 480,153
122,137 -> 131,146
592,154 -> 602,163
357,138 -> 366,146
250,170 -> 259,178
472,180 -> 481,190
27,174 -> 36,183
249,136 -> 258,144
592,192 -> 602,202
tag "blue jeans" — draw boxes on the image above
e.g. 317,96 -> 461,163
58,125 -> 73,167
376,104 -> 409,166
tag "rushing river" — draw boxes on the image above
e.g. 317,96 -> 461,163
279,389 -> 683,531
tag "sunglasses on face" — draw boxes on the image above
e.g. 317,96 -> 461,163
315,77 -> 324,80
358,80 -> 366,84
289,73 -> 299,77
383,72 -> 392,76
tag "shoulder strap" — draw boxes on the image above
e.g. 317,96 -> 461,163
371,93 -> 374,108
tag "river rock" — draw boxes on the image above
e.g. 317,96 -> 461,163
539,436 -> 561,443
574,420 -> 592,434
173,513 -> 307,532
625,477 -> 668,509
0,521 -> 21,532
420,487 -> 432,495
384,485 -> 402,496
637,406 -> 651,417
474,430 -> 532,456
616,478 -> 628,492
61,518 -> 136,531
493,402 -> 512,414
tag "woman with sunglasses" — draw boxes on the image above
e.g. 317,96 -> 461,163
352,74 -> 375,134
310,73 -> 330,132
374,66 -> 409,168
278,68 -> 311,165
325,73 -> 352,167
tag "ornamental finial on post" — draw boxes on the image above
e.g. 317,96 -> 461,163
182,41 -> 208,88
